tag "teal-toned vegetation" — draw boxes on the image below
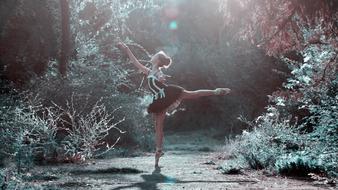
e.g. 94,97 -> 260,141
0,0 -> 337,188
221,0 -> 337,179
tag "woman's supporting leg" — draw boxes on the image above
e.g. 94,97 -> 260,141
181,88 -> 230,100
154,111 -> 166,168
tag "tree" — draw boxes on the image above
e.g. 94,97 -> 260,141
59,0 -> 71,78
0,0 -> 59,86
220,0 -> 338,56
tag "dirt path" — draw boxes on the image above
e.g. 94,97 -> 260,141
32,131 -> 334,190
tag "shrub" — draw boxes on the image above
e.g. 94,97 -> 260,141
275,153 -> 323,177
224,109 -> 302,171
223,27 -> 337,178
0,86 -> 125,169
0,168 -> 45,190
27,53 -> 154,152
55,95 -> 125,161
0,93 -> 48,171
224,106 -> 337,178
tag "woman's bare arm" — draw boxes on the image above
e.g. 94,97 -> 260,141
117,42 -> 150,75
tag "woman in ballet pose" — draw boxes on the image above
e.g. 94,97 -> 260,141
118,42 -> 231,168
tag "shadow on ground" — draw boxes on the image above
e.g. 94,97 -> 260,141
111,167 -> 257,190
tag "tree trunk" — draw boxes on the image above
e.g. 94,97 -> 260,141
59,0 -> 70,78
0,0 -> 19,35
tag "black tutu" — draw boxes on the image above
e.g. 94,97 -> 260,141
147,84 -> 184,114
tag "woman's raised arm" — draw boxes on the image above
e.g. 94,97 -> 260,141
117,42 -> 150,75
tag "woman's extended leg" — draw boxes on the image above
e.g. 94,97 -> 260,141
181,88 -> 230,100
153,111 -> 166,168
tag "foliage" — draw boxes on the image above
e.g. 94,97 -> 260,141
224,110 -> 301,170
0,168 -> 44,190
3,0 -> 160,154
224,107 -> 337,177
0,0 -> 291,135
54,95 -> 125,161
0,0 -> 60,85
221,0 -> 338,178
109,94 -> 154,151
28,57 -> 154,151
0,93 -> 49,171
219,0 -> 338,56
159,0 -> 288,132
69,0 -> 159,75
219,158 -> 245,175
0,87 -> 124,171
65,0 -> 159,149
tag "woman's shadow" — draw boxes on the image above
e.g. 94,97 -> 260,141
111,166 -> 257,190
111,167 -> 179,190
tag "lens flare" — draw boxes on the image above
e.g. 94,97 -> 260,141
169,21 -> 178,30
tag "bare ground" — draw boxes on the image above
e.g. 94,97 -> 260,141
29,130 -> 335,190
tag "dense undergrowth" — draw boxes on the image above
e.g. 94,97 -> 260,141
221,0 -> 337,180
0,68 -> 153,188
223,44 -> 337,180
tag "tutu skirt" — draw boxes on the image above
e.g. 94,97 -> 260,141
147,84 -> 184,114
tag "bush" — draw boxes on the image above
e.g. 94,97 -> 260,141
0,92 -> 47,171
27,51 -> 154,151
54,95 -> 125,161
0,168 -> 45,190
224,110 -> 302,170
108,94 -> 154,151
0,86 -> 125,170
275,153 -> 323,177
223,28 -> 337,178
224,106 -> 338,178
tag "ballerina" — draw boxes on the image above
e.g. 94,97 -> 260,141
118,42 -> 231,168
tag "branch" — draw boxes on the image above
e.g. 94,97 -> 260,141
257,7 -> 298,47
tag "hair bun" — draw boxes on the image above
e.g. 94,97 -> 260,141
158,53 -> 172,67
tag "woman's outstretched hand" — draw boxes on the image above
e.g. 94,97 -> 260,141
215,88 -> 231,96
224,88 -> 231,94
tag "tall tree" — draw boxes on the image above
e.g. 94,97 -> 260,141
59,0 -> 71,78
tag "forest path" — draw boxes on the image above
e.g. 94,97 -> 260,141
34,130 -> 330,190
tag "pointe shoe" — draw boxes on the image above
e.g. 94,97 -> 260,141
215,88 -> 231,95
155,149 -> 164,168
